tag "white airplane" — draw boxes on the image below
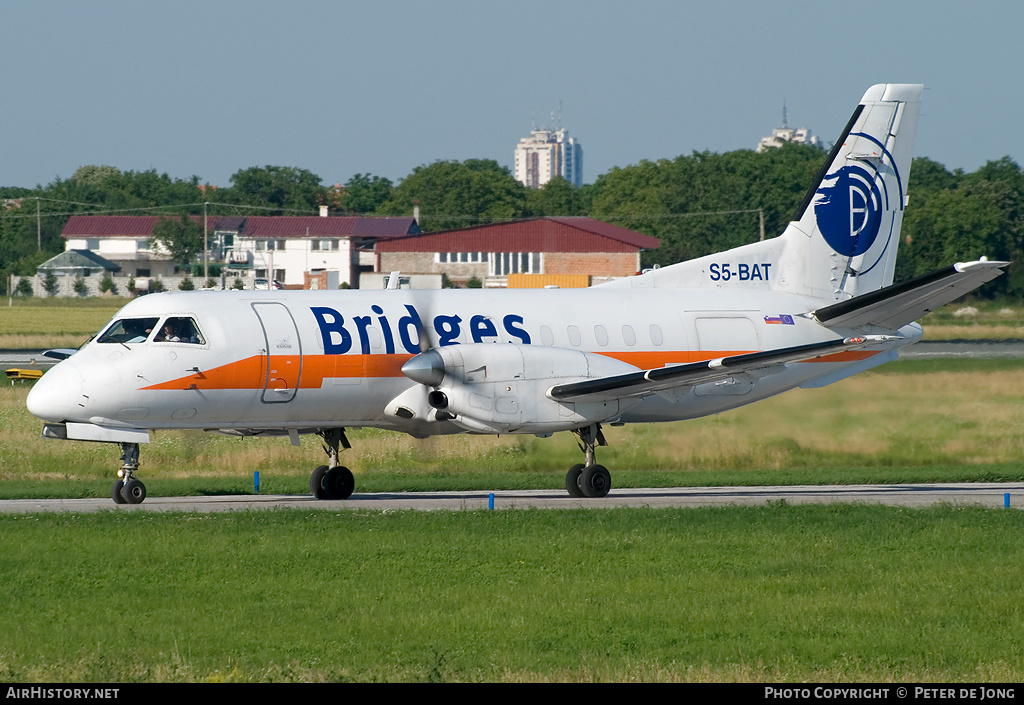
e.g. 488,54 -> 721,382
27,84 -> 1007,504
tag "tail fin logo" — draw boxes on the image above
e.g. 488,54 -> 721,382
813,163 -> 891,258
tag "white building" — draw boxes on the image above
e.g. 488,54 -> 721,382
757,102 -> 819,152
60,213 -> 419,289
514,128 -> 583,188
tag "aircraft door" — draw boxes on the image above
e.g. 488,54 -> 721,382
252,302 -> 303,403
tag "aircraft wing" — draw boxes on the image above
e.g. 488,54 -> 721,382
547,335 -> 890,403
811,260 -> 1008,330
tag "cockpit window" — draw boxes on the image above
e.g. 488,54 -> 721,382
154,317 -> 206,345
97,318 -> 160,344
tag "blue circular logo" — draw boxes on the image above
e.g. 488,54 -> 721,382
814,164 -> 887,257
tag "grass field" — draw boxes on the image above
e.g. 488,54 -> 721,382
1,505 -> 1022,682
0,298 -> 128,349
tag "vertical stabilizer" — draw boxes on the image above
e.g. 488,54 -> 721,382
774,84 -> 923,301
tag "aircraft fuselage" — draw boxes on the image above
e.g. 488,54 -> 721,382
28,287 -> 918,437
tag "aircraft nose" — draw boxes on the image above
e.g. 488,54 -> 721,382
26,361 -> 83,423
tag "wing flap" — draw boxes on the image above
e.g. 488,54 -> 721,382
812,260 -> 1008,330
547,336 -> 892,403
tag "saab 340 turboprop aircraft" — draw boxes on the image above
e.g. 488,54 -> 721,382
27,84 -> 1007,504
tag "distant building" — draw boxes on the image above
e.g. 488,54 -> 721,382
757,101 -> 819,152
37,249 -> 121,277
60,213 -> 418,288
374,217 -> 659,288
514,128 -> 583,188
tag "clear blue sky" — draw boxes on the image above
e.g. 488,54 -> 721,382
2,0 -> 1021,189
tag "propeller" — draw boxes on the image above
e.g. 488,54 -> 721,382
401,348 -> 445,386
399,296 -> 448,392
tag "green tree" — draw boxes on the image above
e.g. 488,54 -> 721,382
99,273 -> 117,295
70,165 -> 121,187
900,156 -> 1023,298
227,166 -> 327,213
379,159 -> 527,231
0,165 -> 206,294
150,215 -> 204,267
42,271 -> 58,297
340,173 -> 394,213
524,177 -> 591,217
589,144 -> 825,267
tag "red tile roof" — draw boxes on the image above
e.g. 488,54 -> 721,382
61,215 -> 418,239
375,218 -> 660,253
241,216 -> 418,238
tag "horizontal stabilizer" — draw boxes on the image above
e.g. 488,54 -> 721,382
811,259 -> 1008,330
548,336 -> 892,403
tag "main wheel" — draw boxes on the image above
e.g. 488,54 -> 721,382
579,464 -> 611,498
310,465 -> 329,499
111,480 -> 126,505
323,466 -> 354,500
120,478 -> 147,504
565,464 -> 586,498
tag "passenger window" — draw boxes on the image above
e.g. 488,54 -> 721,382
622,325 -> 636,346
594,325 -> 609,347
98,318 -> 160,344
155,317 -> 206,345
567,325 -> 582,347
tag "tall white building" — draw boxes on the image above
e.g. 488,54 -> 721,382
757,101 -> 819,152
514,128 -> 583,188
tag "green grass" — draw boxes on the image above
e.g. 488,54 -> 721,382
0,505 -> 1022,682
0,298 -> 126,348
2,357 -> 1024,682
920,300 -> 1024,340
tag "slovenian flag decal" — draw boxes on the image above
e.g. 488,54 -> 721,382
764,314 -> 795,325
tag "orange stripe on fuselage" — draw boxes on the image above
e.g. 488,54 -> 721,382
141,353 -> 411,391
139,349 -> 880,391
142,355 -> 267,391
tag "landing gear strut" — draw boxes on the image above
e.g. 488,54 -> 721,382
566,424 -> 611,498
311,428 -> 354,500
112,442 -> 146,505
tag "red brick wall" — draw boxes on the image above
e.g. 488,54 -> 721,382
543,252 -> 640,277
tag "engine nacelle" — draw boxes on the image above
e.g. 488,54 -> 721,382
408,344 -> 641,434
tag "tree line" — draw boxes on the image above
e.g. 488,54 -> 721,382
2,148 -> 1021,297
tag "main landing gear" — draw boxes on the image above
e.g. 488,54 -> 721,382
566,423 -> 612,498
310,428 -> 354,500
111,442 -> 146,505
